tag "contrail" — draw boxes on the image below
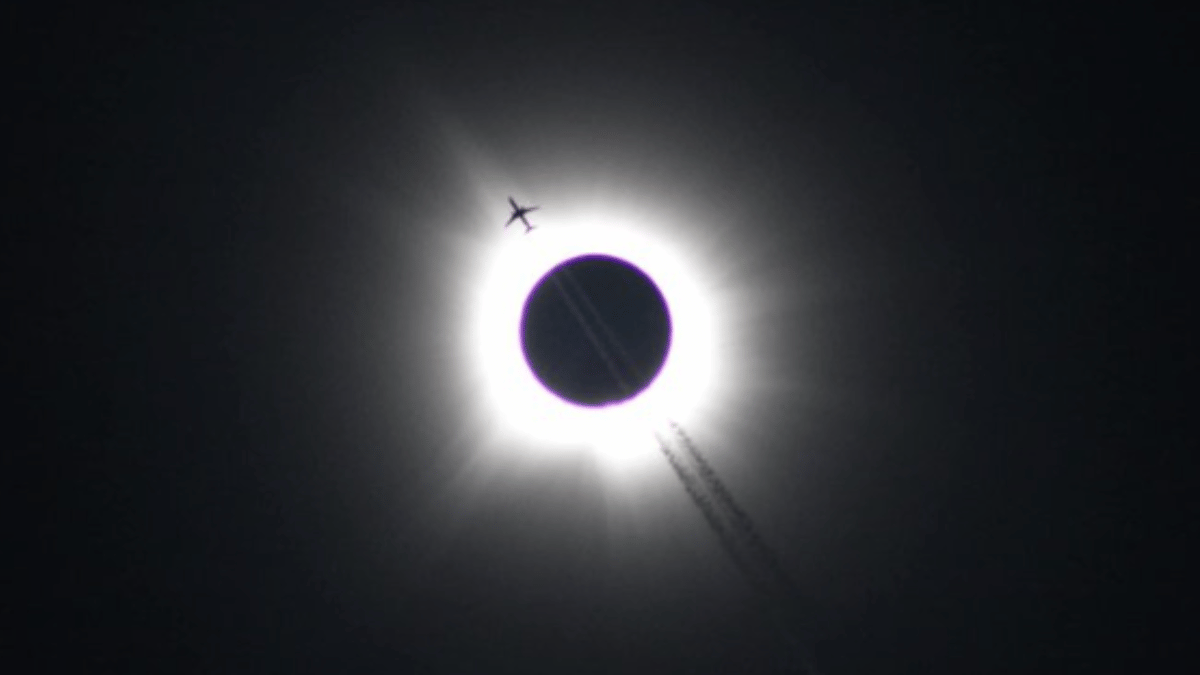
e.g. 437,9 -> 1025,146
546,270 -> 634,397
653,430 -> 776,599
664,423 -> 821,673
556,265 -> 793,595
669,421 -> 799,604
559,265 -> 644,384
546,253 -> 821,673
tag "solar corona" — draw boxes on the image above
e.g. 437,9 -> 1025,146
464,199 -> 816,670
469,214 -> 717,448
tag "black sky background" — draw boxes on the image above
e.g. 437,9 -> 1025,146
12,2 -> 1192,672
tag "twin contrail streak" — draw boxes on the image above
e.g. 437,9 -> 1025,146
661,422 -> 820,673
549,260 -> 820,673
653,429 -> 767,597
560,265 -> 642,382
670,422 -> 802,607
546,271 -> 633,395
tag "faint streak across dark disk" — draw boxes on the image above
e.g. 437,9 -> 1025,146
519,254 -> 672,407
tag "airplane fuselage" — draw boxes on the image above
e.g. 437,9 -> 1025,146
506,198 -> 539,233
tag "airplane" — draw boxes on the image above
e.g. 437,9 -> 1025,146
505,197 -> 539,233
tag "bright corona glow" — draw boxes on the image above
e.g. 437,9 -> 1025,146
470,212 -> 715,449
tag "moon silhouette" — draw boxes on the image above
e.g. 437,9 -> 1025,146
520,254 -> 672,407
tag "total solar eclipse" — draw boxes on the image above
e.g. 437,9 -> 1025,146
520,254 -> 672,407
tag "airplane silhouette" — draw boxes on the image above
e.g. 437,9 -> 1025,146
505,197 -> 539,233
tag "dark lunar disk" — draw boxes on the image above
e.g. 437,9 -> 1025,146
520,254 -> 672,407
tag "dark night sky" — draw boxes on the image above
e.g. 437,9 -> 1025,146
12,2 -> 1191,673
